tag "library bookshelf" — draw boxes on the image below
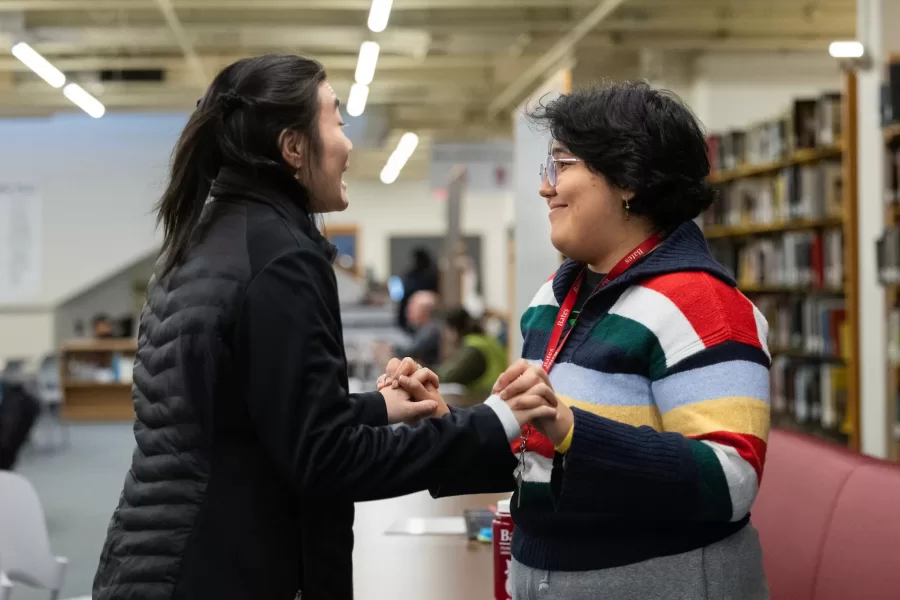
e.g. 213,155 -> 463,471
702,72 -> 860,452
882,105 -> 900,461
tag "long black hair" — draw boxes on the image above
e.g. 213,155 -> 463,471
156,54 -> 327,275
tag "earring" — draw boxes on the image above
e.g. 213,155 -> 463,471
623,198 -> 630,220
293,164 -> 302,182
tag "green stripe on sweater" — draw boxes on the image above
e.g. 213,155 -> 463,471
588,313 -> 667,379
688,440 -> 733,520
520,304 -> 559,334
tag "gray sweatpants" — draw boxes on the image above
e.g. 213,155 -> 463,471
511,524 -> 770,600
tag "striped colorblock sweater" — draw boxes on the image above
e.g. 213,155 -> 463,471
508,220 -> 772,572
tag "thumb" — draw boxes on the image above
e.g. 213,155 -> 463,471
405,399 -> 439,419
519,405 -> 557,424
398,375 -> 430,401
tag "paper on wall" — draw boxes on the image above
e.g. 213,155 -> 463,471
0,183 -> 41,303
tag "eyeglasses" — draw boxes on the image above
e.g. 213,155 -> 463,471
540,156 -> 581,186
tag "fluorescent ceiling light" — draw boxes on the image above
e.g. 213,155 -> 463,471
829,40 -> 864,58
380,132 -> 419,184
64,83 -> 105,118
355,41 -> 380,86
368,0 -> 393,33
11,42 -> 65,88
380,164 -> 400,185
346,83 -> 369,117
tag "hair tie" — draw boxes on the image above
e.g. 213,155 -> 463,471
219,91 -> 244,117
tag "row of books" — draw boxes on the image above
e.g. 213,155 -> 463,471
771,359 -> 849,434
885,145 -> 900,204
757,295 -> 848,357
707,93 -> 842,171
709,230 -> 844,290
888,307 -> 900,365
880,60 -> 900,127
702,161 -> 843,227
876,227 -> 900,284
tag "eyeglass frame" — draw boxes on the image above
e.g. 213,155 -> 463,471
539,156 -> 581,186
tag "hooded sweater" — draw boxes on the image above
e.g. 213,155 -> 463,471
505,220 -> 771,572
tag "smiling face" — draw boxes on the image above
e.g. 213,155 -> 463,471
280,81 -> 353,213
540,141 -> 631,266
314,82 -> 352,212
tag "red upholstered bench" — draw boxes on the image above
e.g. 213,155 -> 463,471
751,429 -> 900,600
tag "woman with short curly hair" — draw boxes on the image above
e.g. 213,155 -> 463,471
391,81 -> 772,599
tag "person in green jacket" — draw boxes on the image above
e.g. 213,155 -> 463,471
437,307 -> 508,407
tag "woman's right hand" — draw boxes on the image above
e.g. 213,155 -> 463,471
381,385 -> 442,424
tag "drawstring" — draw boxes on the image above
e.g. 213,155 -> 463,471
538,570 -> 550,592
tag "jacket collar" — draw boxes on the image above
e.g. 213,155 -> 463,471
551,220 -> 734,303
210,165 -> 337,261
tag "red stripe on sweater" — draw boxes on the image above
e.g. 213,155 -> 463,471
511,425 -> 555,459
691,430 -> 767,482
642,273 -> 762,350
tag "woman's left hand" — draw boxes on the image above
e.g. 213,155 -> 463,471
494,360 -> 574,447
377,357 -> 439,391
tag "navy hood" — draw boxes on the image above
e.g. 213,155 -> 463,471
551,220 -> 733,304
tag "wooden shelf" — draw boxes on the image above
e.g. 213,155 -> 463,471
703,217 -> 844,239
708,143 -> 843,184
740,284 -> 844,295
59,338 -> 137,422
770,348 -> 846,363
884,122 -> 900,144
61,338 -> 137,353
62,380 -> 132,389
773,412 -> 849,447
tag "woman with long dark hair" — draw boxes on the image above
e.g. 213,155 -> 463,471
385,82 -> 771,599
91,54 -> 555,600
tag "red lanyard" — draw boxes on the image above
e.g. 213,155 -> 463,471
541,232 -> 665,373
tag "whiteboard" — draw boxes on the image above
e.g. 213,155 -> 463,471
0,183 -> 41,303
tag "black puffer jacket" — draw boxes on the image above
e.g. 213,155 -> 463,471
92,167 -> 516,600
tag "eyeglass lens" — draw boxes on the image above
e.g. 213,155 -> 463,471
540,157 -> 556,186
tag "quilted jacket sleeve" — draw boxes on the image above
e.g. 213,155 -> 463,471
234,247 -> 518,502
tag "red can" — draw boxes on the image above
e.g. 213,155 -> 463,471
492,497 -> 514,600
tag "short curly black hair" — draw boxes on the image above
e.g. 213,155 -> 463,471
529,81 -> 714,231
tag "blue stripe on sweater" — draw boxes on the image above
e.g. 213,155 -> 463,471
651,360 -> 771,413
545,361 -> 653,407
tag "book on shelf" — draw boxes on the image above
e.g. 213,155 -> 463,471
755,295 -> 846,356
771,358 -> 849,436
709,230 -> 844,289
885,145 -> 900,204
702,159 -> 842,228
876,226 -> 900,284
706,92 -> 842,172
770,316 -> 851,438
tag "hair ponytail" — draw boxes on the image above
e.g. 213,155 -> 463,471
156,102 -> 224,277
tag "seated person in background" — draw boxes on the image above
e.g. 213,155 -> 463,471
376,290 -> 443,369
437,307 -> 508,407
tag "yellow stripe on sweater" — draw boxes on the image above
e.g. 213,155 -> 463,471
562,395 -> 663,430
662,396 -> 770,440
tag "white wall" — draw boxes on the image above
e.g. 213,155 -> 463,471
0,111 -> 512,359
324,180 -> 512,313
689,53 -> 842,133
0,113 -> 183,308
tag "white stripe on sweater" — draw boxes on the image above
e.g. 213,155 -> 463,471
701,440 -> 759,521
527,279 -> 559,309
608,285 -> 704,369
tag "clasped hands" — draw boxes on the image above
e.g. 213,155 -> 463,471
375,358 -> 574,446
